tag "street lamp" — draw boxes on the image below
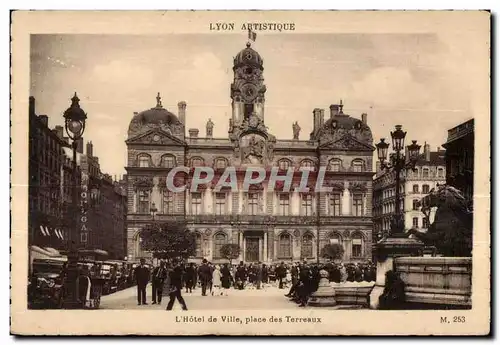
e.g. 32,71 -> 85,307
376,125 -> 421,237
62,92 -> 87,308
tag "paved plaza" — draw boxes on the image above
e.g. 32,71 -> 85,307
101,284 -> 300,310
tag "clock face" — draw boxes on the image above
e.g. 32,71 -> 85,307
241,84 -> 257,102
153,134 -> 160,142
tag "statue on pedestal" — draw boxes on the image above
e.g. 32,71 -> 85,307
206,118 -> 214,137
292,121 -> 301,140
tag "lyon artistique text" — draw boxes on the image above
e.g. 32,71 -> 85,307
209,22 -> 296,32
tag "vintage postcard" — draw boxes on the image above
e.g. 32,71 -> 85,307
10,10 -> 490,335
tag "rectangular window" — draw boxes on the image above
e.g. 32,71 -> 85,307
422,185 -> 430,194
278,193 -> 290,216
412,217 -> 419,228
352,238 -> 362,257
191,192 -> 202,215
139,156 -> 149,168
422,218 -> 429,228
352,193 -> 363,216
413,185 -> 419,193
301,194 -> 313,216
247,193 -> 259,215
138,190 -> 150,213
214,192 -> 227,215
329,193 -> 342,216
162,190 -> 174,214
162,156 -> 175,168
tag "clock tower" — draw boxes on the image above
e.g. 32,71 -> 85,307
230,42 -> 267,130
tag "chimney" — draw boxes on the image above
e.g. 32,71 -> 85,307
329,104 -> 339,118
188,128 -> 199,139
361,113 -> 367,125
76,138 -> 84,154
29,96 -> 36,116
319,109 -> 325,127
54,125 -> 64,139
39,115 -> 48,127
86,141 -> 93,157
178,101 -> 187,125
313,108 -> 321,132
424,142 -> 431,161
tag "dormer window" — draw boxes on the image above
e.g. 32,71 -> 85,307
161,154 -> 176,169
352,159 -> 365,172
328,159 -> 342,172
138,154 -> 151,168
278,159 -> 291,171
215,157 -> 228,170
191,157 -> 204,167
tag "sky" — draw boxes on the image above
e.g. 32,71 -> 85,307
30,33 -> 475,177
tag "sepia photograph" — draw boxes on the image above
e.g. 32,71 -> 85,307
10,10 -> 490,335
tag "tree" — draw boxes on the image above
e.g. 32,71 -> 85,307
139,221 -> 196,261
321,243 -> 344,261
219,243 -> 241,265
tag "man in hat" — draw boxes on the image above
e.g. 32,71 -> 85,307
166,259 -> 188,310
197,259 -> 212,296
134,258 -> 150,305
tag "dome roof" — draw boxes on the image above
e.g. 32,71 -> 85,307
132,93 -> 180,126
233,42 -> 263,69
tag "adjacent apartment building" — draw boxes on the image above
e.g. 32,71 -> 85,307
372,144 -> 446,239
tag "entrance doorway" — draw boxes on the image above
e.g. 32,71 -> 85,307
245,237 -> 260,262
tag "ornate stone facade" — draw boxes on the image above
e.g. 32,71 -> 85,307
125,43 -> 375,264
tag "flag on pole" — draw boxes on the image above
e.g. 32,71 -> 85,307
248,28 -> 257,42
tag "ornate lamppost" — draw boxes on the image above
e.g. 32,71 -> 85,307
62,93 -> 87,308
375,125 -> 422,237
369,124 -> 424,309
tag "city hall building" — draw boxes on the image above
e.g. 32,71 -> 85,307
125,42 -> 375,264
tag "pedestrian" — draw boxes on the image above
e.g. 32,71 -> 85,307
151,261 -> 167,305
276,262 -> 286,289
221,263 -> 232,296
134,258 -> 150,305
212,265 -> 222,296
339,263 -> 348,283
198,259 -> 212,296
165,259 -> 188,311
184,263 -> 196,293
255,262 -> 263,290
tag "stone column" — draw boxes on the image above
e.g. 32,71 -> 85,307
362,193 -> 367,216
204,187 -> 213,214
263,232 -> 268,263
242,236 -> 246,262
258,237 -> 263,262
238,232 -> 243,262
273,235 -> 278,261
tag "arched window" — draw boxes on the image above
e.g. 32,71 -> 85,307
138,154 -> 151,168
412,199 -> 420,210
215,157 -> 228,170
301,233 -> 313,258
161,154 -> 176,168
422,168 -> 430,178
413,184 -> 419,193
351,159 -> 365,172
191,157 -> 204,167
328,159 -> 342,172
422,184 -> 430,194
351,233 -> 364,258
195,232 -> 203,258
213,233 -> 227,259
278,232 -> 292,258
278,159 -> 292,170
329,232 -> 342,245
300,159 -> 314,170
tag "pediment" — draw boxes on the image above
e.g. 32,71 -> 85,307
126,129 -> 185,146
320,134 -> 374,151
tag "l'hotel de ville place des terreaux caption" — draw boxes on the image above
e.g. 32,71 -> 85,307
24,24 -> 476,318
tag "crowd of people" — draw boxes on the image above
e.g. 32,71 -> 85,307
133,258 -> 377,310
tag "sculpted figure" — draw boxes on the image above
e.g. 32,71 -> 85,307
206,118 -> 214,137
292,121 -> 301,140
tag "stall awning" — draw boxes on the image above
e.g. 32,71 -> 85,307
31,245 -> 55,257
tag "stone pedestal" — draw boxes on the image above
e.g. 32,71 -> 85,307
308,269 -> 337,307
369,235 -> 423,309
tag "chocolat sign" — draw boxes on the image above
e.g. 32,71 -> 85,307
80,171 -> 89,243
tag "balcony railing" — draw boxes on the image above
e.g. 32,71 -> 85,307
128,213 -> 372,225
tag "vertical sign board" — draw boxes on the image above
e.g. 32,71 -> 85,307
80,156 -> 89,244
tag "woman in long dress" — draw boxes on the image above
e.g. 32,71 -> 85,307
212,265 -> 222,296
221,263 -> 232,296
